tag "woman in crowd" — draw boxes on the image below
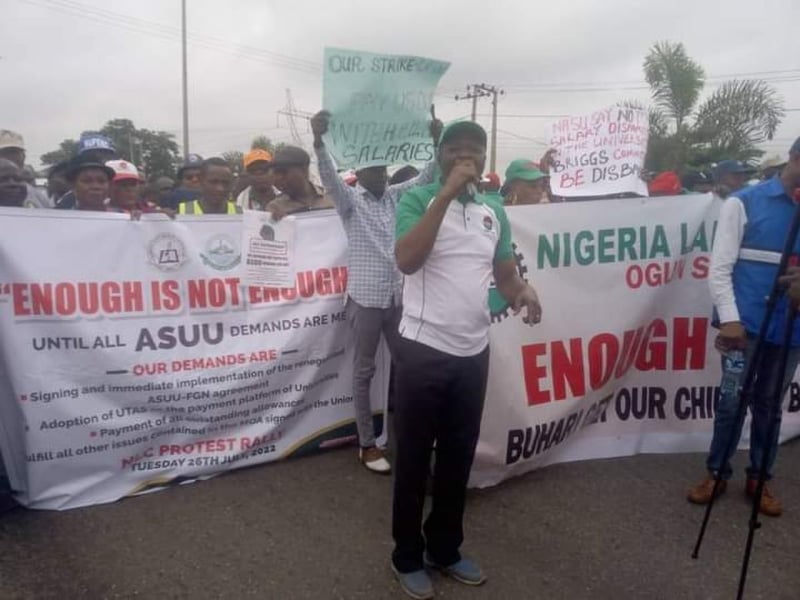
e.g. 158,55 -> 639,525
501,159 -> 549,205
66,154 -> 115,211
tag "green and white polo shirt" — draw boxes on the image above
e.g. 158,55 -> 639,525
396,182 -> 514,357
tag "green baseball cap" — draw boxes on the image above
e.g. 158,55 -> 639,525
505,159 -> 547,183
438,120 -> 487,149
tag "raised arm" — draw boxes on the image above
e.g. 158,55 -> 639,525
311,110 -> 358,216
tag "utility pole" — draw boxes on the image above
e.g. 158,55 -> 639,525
181,0 -> 190,157
455,83 -> 504,172
277,90 -> 314,150
455,85 -> 491,122
277,92 -> 317,182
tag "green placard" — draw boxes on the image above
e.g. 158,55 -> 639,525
322,47 -> 450,169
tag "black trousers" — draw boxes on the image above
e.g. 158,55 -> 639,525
391,337 -> 490,573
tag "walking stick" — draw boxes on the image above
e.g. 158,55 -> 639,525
736,304 -> 797,600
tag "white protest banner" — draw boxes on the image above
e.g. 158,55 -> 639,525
5,200 -> 800,509
322,47 -> 450,169
547,105 -> 649,198
0,210 -> 388,510
241,209 -> 296,288
471,195 -> 800,488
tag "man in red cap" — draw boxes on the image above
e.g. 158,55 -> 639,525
480,172 -> 501,194
647,171 -> 682,196
237,149 -> 278,211
106,160 -> 157,214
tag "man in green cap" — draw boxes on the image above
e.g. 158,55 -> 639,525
502,159 -> 549,205
389,120 -> 543,599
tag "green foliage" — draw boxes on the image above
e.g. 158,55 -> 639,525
250,135 -> 288,153
692,80 -> 784,163
644,41 -> 705,131
40,119 -> 181,179
638,42 -> 785,172
222,151 -> 244,173
40,139 -> 79,167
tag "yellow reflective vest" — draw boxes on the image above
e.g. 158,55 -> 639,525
178,200 -> 242,215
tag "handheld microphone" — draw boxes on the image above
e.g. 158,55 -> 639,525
466,182 -> 478,197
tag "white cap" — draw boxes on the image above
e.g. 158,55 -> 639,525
761,155 -> 787,170
105,159 -> 140,182
0,130 -> 25,151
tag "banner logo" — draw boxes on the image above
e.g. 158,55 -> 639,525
201,234 -> 241,271
147,234 -> 187,271
489,242 -> 527,322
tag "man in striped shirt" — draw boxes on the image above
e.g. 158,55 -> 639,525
311,110 -> 441,474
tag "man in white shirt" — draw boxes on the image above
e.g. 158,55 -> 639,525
389,121 -> 542,598
688,139 -> 800,517
236,149 -> 279,211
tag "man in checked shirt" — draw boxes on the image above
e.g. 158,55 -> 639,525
311,109 -> 442,474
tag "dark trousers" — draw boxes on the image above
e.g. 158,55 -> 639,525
707,338 -> 800,480
391,337 -> 490,573
346,298 -> 402,447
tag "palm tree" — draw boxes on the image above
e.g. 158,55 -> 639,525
644,42 -> 705,134
692,80 -> 784,164
642,41 -> 784,172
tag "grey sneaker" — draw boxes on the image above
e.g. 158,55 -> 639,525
391,564 -> 434,599
424,553 -> 486,586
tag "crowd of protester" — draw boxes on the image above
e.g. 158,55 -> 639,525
2,119 -> 800,599
1,123 -> 785,216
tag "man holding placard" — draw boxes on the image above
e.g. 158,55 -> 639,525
390,121 -> 542,598
310,109 -> 442,474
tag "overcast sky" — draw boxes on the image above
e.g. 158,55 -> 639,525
2,0 -> 798,173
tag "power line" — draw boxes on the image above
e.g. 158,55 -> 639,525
496,128 -> 548,147
502,77 -> 800,95
499,69 -> 800,90
454,84 -> 504,172
27,0 -> 321,72
454,85 -> 493,121
481,108 -> 800,119
18,0 -> 321,74
479,113 -> 568,119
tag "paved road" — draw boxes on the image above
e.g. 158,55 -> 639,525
1,440 -> 799,600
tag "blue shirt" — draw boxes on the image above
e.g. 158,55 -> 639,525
713,176 -> 800,346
